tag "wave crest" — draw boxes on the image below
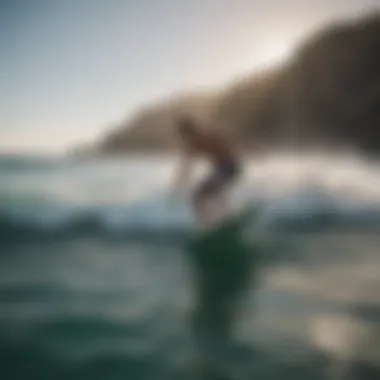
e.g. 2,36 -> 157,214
1,197 -> 380,246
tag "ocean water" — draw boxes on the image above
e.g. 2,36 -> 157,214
0,153 -> 380,380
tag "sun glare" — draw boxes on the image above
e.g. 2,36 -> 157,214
250,39 -> 293,70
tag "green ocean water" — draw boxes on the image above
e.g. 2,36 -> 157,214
1,154 -> 379,380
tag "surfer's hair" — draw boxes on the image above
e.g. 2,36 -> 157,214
177,115 -> 197,136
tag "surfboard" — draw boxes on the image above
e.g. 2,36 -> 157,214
197,202 -> 259,239
186,204 -> 261,380
188,203 -> 261,265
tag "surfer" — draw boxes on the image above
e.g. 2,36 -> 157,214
171,115 -> 241,227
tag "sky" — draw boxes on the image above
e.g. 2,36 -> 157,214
1,0 -> 379,153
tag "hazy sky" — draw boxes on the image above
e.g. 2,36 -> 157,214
1,0 -> 379,152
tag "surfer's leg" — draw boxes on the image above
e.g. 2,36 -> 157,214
193,190 -> 212,227
193,175 -> 220,227
193,158 -> 240,226
212,158 -> 240,218
193,181 -> 230,227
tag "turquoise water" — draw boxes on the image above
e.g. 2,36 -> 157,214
0,154 -> 379,379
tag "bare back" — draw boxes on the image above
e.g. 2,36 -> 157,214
186,130 -> 232,164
